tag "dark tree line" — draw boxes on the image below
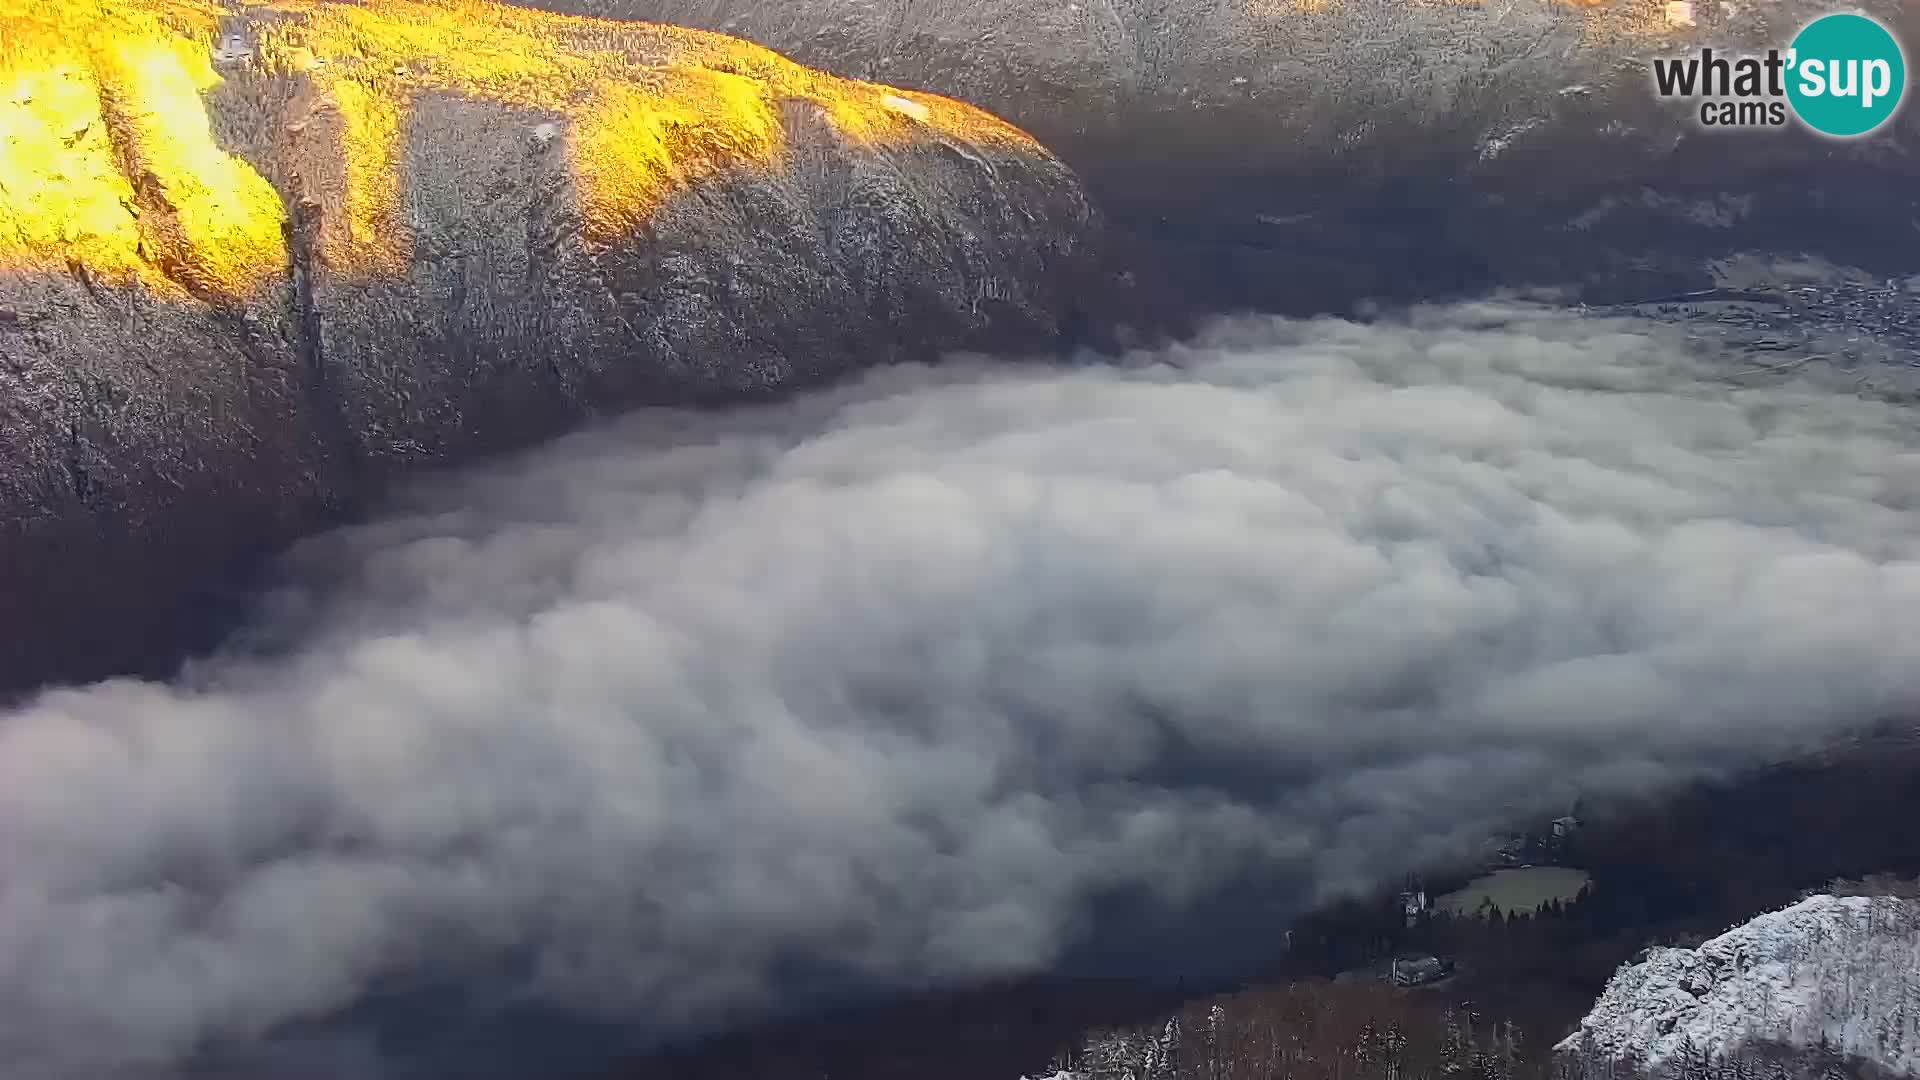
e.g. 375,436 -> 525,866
1556,1031 -> 1900,1080
1052,982 -> 1547,1080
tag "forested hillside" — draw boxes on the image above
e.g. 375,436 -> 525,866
1560,894 -> 1920,1080
1039,982 -> 1540,1080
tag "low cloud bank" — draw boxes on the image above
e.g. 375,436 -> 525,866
4,303 -> 1919,1077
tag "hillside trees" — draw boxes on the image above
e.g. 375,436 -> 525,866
1058,982 -> 1554,1080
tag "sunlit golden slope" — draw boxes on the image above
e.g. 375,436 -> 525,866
0,0 -> 287,299
0,0 -> 1045,298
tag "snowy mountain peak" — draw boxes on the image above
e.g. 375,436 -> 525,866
1557,893 -> 1920,1078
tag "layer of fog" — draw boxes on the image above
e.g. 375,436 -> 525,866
4,303 -> 1920,1078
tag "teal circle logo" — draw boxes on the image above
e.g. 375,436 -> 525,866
1786,13 -> 1906,137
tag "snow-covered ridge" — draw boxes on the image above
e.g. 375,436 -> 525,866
1558,894 -> 1920,1078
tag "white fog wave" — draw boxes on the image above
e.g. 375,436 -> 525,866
4,303 -> 1920,1077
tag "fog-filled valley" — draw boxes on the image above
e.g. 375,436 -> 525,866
6,304 -> 1920,1077
7,0 -> 1920,1076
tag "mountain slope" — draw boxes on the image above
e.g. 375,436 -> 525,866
0,0 -> 1128,694
526,0 -> 1920,310
1557,894 -> 1920,1079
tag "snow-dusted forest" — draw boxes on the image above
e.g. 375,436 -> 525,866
1560,894 -> 1920,1080
1038,983 -> 1535,1080
1026,892 -> 1920,1080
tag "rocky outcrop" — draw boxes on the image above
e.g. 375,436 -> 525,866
1557,894 -> 1920,1080
0,0 -> 1131,693
528,0 -> 1920,311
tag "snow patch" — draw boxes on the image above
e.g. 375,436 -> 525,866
882,93 -> 931,121
1478,118 -> 1543,160
213,32 -> 252,65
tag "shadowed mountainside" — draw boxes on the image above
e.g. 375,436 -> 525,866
527,0 -> 1920,312
0,0 -> 1138,694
